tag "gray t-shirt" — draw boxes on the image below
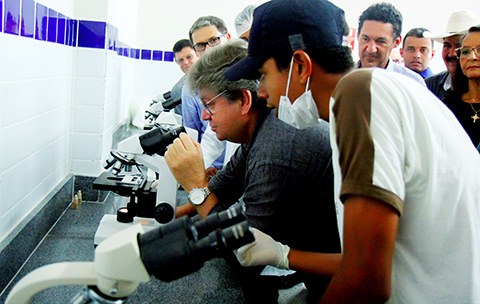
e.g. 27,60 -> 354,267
209,109 -> 340,253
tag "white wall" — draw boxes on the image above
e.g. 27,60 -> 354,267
36,0 -> 75,16
135,0 -> 268,50
0,34 -> 73,243
133,0 -> 478,72
108,0 -> 138,47
70,0 -> 119,176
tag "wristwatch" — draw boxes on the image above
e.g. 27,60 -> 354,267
188,187 -> 211,206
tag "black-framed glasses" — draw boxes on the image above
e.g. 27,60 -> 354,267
193,35 -> 225,52
203,90 -> 227,115
456,45 -> 480,58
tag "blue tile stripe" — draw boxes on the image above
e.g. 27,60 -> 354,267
78,20 -> 106,49
34,2 -> 47,41
1,0 -> 175,62
0,0 -> 3,32
5,0 -> 20,35
21,0 -> 34,38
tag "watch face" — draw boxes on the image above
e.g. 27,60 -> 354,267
189,189 -> 205,205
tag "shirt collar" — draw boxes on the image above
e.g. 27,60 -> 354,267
443,73 -> 452,91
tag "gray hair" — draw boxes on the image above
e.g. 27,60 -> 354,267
187,39 -> 259,103
189,16 -> 228,43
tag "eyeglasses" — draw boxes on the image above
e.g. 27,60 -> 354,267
456,45 -> 480,58
193,35 -> 224,52
203,90 -> 227,115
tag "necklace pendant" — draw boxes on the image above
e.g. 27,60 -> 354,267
472,113 -> 479,123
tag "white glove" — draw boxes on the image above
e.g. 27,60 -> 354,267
234,228 -> 290,269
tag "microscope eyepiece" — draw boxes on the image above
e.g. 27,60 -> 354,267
138,205 -> 253,282
139,126 -> 186,156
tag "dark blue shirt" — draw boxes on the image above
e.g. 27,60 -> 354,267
419,67 -> 434,79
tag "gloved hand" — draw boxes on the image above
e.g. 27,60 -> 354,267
234,228 -> 290,269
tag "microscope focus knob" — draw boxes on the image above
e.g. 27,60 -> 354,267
154,202 -> 175,224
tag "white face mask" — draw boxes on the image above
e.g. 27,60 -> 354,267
277,57 -> 320,129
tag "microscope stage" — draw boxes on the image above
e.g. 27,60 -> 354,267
94,214 -> 161,246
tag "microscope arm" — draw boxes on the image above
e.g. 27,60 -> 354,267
4,262 -> 97,304
6,224 -> 150,304
6,206 -> 254,304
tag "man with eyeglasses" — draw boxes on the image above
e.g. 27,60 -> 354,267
181,15 -> 232,172
165,40 -> 340,303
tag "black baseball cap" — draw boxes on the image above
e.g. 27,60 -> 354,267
225,0 -> 347,81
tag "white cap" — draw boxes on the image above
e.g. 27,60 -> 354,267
234,5 -> 257,36
424,10 -> 480,42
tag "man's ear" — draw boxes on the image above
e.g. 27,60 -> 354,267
240,89 -> 253,115
292,50 -> 313,85
393,36 -> 402,48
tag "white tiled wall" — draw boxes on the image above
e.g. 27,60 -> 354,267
0,138 -> 69,240
75,48 -> 107,78
0,34 -> 74,243
0,0 -> 202,247
0,34 -> 73,240
71,47 -> 107,176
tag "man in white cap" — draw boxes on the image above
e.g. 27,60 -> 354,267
424,10 -> 480,102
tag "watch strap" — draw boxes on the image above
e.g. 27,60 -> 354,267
188,186 -> 211,205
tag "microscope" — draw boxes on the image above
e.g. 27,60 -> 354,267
6,205 -> 254,304
92,119 -> 198,246
144,91 -> 182,129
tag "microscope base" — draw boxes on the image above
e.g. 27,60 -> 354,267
94,214 -> 161,247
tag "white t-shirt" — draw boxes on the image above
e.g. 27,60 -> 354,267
386,60 -> 426,87
330,68 -> 480,303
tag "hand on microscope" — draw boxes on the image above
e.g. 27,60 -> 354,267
164,133 -> 218,218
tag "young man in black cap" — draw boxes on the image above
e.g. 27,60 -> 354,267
226,0 -> 480,303
166,39 -> 340,303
